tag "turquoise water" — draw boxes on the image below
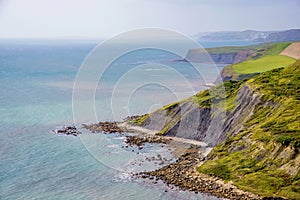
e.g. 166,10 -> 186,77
0,39 -> 253,200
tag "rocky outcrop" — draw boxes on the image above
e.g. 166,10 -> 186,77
185,49 -> 235,64
233,49 -> 253,63
139,85 -> 262,146
124,135 -> 171,147
218,68 -> 258,83
53,126 -> 81,136
209,52 -> 238,64
216,85 -> 265,143
83,122 -> 124,133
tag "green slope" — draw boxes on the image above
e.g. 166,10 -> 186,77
248,42 -> 291,59
232,55 -> 295,74
205,43 -> 265,54
198,60 -> 300,199
221,42 -> 295,80
206,42 -> 290,55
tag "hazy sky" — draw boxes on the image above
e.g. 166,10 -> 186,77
0,0 -> 299,38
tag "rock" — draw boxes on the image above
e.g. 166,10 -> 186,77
123,115 -> 144,122
136,146 -> 262,200
83,121 -> 124,133
124,135 -> 171,147
53,126 -> 81,136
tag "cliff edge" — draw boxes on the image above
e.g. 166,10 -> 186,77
131,60 -> 300,199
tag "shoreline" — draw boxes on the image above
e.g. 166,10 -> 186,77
137,147 -> 262,200
82,121 -> 264,199
117,122 -> 209,146
117,122 -> 213,157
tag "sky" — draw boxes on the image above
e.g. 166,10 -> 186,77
0,0 -> 299,39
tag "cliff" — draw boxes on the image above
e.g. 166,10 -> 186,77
193,29 -> 300,43
193,30 -> 272,41
136,80 -> 259,147
186,42 -> 293,65
132,60 -> 300,199
198,60 -> 300,199
256,29 -> 300,43
186,48 -> 252,64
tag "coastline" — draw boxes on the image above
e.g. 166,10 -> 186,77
137,147 -> 262,200
118,122 -> 209,146
117,122 -> 213,157
82,121 -> 263,199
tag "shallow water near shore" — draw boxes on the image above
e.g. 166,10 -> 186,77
0,39 -> 250,199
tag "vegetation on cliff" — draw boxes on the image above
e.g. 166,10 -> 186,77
198,60 -> 300,199
131,58 -> 300,199
205,41 -> 290,56
131,114 -> 150,125
187,42 -> 294,66
191,79 -> 246,111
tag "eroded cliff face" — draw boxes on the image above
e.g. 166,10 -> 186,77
198,63 -> 300,199
134,62 -> 300,199
185,49 -> 252,64
139,85 -> 263,146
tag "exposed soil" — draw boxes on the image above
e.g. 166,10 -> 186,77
280,42 -> 300,59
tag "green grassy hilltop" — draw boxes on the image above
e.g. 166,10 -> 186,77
231,55 -> 295,74
220,42 -> 296,80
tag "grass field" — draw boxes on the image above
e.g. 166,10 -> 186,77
206,42 -> 290,55
232,55 -> 295,74
249,42 -> 291,58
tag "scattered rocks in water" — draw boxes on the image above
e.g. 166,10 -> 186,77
53,126 -> 81,136
82,122 -> 124,133
136,147 -> 262,200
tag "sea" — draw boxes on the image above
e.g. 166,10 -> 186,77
0,39 -> 256,200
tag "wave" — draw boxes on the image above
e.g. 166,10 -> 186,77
142,68 -> 168,72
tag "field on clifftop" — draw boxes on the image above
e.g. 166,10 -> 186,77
231,55 -> 295,74
221,42 -> 297,80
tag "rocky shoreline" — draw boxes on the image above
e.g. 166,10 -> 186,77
77,121 -> 277,199
82,121 -> 125,133
137,147 -> 262,200
124,135 -> 171,147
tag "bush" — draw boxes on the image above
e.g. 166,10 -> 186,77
276,135 -> 294,146
198,162 -> 231,180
